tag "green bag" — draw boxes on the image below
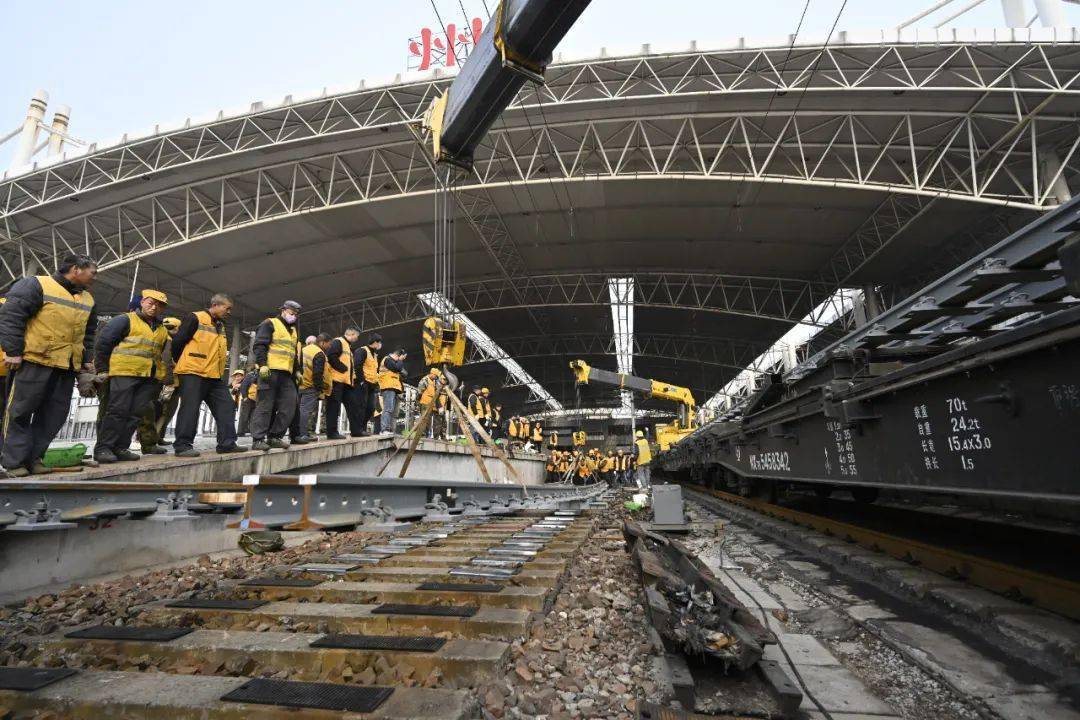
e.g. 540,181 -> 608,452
42,444 -> 87,468
238,531 -> 285,556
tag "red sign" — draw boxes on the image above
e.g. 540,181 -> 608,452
409,17 -> 484,71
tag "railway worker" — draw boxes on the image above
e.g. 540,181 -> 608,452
228,369 -> 245,407
559,450 -> 572,479
466,385 -> 485,439
0,254 -> 98,477
601,450 -> 617,484
417,366 -> 446,438
548,429 -> 558,450
353,333 -> 383,436
171,293 -> 244,457
352,334 -> 382,436
615,448 -> 631,486
294,333 -> 333,443
508,414 -> 520,443
93,289 -> 170,463
249,301 -> 301,451
518,417 -> 530,443
479,387 -> 493,433
545,450 -> 556,482
377,347 -> 407,435
491,402 -> 503,440
136,315 -> 182,455
531,421 -> 543,448
236,368 -> 258,436
323,327 -> 360,439
633,430 -> 652,487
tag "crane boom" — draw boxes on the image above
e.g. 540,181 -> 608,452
426,0 -> 593,167
569,360 -> 697,451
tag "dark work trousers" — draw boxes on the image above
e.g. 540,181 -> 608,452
380,389 -> 398,433
97,376 -> 160,454
2,362 -> 76,471
342,383 -> 366,436
137,386 -> 180,449
295,388 -> 320,439
237,398 -> 255,435
354,381 -> 379,435
249,370 -> 297,441
0,374 -> 10,456
324,382 -> 349,436
173,374 -> 239,452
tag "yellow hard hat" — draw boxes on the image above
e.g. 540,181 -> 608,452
430,367 -> 442,376
635,430 -> 644,438
142,289 -> 168,305
481,387 -> 489,394
162,316 -> 181,330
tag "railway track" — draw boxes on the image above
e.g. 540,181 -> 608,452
683,484 -> 1080,622
0,507 -> 602,719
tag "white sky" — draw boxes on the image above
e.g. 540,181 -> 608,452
4,0 -> 1079,169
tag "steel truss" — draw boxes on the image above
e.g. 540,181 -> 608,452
302,272 -> 834,332
464,332 -> 771,371
2,37 -> 1080,286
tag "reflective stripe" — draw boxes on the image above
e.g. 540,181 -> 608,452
197,324 -> 218,333
40,294 -> 93,313
112,348 -> 155,358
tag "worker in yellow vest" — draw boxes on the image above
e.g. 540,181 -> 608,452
249,301 -> 301,450
417,366 -> 447,439
323,326 -> 360,439
0,255 -> 98,476
236,368 -> 258,436
601,450 -> 617,484
615,448 -> 631,486
171,293 -> 243,457
377,347 -> 407,434
353,333 -> 383,436
136,316 -> 182,455
479,387 -> 493,433
531,422 -> 543,446
92,290 -> 170,463
634,429 -> 652,486
491,403 -> 503,440
548,430 -> 558,450
295,333 -> 333,443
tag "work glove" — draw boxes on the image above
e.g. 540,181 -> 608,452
258,365 -> 271,380
160,385 -> 175,402
76,371 -> 97,398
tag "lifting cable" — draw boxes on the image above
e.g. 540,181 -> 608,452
433,164 -> 458,317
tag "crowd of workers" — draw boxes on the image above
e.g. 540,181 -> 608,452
0,256 -> 649,482
546,446 -> 639,485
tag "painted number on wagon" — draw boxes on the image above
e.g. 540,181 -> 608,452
945,396 -> 994,471
749,451 -> 790,473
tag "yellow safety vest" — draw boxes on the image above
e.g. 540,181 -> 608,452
299,343 -> 332,395
265,317 -> 297,372
360,346 -> 379,384
635,438 -> 652,466
419,373 -> 440,406
174,310 -> 227,378
247,382 -> 258,400
23,275 -> 94,370
509,420 -> 519,438
108,312 -> 167,378
531,424 -> 543,442
377,356 -> 402,391
479,397 -> 491,419
548,432 -> 558,447
467,394 -> 483,418
617,454 -> 630,471
330,337 -> 353,386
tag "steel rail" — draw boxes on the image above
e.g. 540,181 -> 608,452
684,484 -> 1080,621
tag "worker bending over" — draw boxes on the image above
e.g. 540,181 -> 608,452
93,290 -> 169,463
296,333 -> 333,443
250,301 -> 301,450
0,255 -> 98,476
377,348 -> 407,435
171,293 -> 243,457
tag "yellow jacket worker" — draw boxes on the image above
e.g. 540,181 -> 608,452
249,301 -> 301,451
0,255 -> 98,476
323,326 -> 361,440
295,333 -> 333,444
93,290 -> 170,463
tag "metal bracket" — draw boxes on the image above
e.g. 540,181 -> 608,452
150,492 -> 196,522
10,499 -> 76,532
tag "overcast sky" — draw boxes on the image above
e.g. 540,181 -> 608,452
3,0 -> 1078,169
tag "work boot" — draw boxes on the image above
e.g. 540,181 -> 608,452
291,436 -> 313,445
216,445 -> 248,454
174,447 -> 201,458
252,440 -> 271,452
325,433 -> 345,440
115,449 -> 141,462
2,466 -> 30,478
141,445 -> 168,455
267,438 -> 290,450
95,449 -> 119,464
30,461 -> 53,475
